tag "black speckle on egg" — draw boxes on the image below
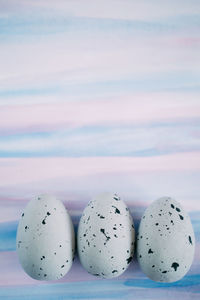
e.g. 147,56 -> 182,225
97,213 -> 105,219
42,219 -> 46,225
112,205 -> 120,214
47,212 -> 51,216
171,204 -> 175,209
22,213 -> 24,217
126,256 -> 132,264
171,262 -> 179,271
61,265 -> 65,268
176,207 -> 181,212
112,270 -> 118,274
162,270 -> 167,273
179,214 -> 184,220
148,248 -> 154,254
100,228 -> 110,244
188,235 -> 192,245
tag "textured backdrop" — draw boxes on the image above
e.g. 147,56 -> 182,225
0,1 -> 200,299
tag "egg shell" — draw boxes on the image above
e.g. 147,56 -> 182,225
77,192 -> 135,278
137,197 -> 195,282
16,194 -> 75,281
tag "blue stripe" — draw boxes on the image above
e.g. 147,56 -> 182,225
0,146 -> 199,158
0,221 -> 18,251
0,121 -> 200,157
0,275 -> 199,299
0,14 -> 200,38
0,86 -> 59,98
124,274 -> 200,288
0,72 -> 199,100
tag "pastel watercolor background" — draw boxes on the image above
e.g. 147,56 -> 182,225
0,1 -> 200,299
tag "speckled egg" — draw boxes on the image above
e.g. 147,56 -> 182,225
77,192 -> 135,278
16,194 -> 75,280
137,197 -> 195,282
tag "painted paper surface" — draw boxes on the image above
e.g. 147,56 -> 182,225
0,1 -> 200,299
